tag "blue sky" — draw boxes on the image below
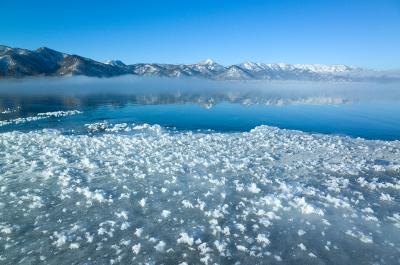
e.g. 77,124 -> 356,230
1,0 -> 399,69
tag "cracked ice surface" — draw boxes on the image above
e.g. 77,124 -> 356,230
0,124 -> 399,264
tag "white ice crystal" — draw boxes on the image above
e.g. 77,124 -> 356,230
52,232 -> 67,248
154,241 -> 166,252
161,210 -> 171,218
379,193 -> 394,202
248,183 -> 261,193
134,228 -> 143,237
69,243 -> 80,249
236,245 -> 247,252
177,232 -> 194,246
138,198 -> 146,208
132,243 -> 141,255
256,233 -> 270,246
298,243 -> 307,251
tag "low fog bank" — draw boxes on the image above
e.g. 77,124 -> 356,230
0,76 -> 399,107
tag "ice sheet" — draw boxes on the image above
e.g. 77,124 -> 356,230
0,110 -> 82,127
0,124 -> 399,264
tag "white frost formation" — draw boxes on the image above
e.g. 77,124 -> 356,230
0,124 -> 399,264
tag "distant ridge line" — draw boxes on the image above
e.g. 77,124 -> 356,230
0,45 -> 398,81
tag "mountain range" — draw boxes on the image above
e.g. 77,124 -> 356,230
0,45 -> 399,81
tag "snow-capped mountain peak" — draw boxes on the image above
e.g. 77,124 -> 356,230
292,64 -> 353,73
239,61 -> 264,71
194,59 -> 225,73
105,60 -> 126,67
199,58 -> 216,65
242,62 -> 354,73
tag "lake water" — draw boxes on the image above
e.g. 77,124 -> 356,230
1,93 -> 400,140
0,78 -> 399,265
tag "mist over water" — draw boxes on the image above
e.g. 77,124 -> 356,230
1,76 -> 400,101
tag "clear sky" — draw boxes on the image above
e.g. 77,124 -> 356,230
1,0 -> 399,69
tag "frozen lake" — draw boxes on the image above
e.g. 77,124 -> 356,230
0,78 -> 399,264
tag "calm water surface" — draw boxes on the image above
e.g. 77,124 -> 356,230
1,96 -> 400,140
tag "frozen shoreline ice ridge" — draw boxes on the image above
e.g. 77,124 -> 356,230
0,110 -> 82,127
